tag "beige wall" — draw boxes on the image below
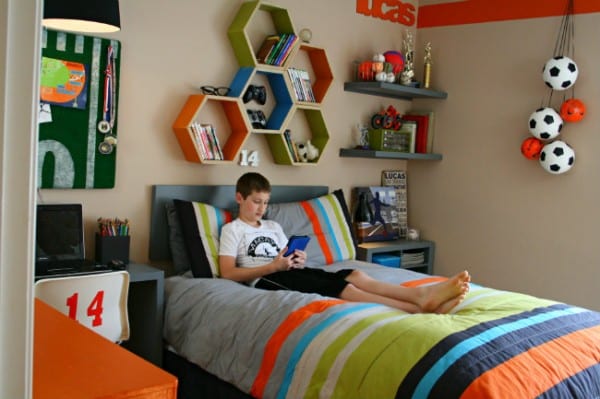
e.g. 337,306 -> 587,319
413,15 -> 600,309
39,1 -> 599,310
39,0 -> 415,268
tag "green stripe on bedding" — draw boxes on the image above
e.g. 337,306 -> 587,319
283,289 -> 561,398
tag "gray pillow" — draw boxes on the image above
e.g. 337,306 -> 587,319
264,189 -> 357,266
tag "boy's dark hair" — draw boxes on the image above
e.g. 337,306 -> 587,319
236,172 -> 271,198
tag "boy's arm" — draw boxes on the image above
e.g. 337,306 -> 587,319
219,252 -> 291,283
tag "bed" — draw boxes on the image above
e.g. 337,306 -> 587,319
150,184 -> 600,399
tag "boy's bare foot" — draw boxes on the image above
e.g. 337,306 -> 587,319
417,271 -> 470,313
434,293 -> 466,314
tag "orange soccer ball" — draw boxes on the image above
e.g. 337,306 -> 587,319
521,137 -> 543,160
560,98 -> 586,122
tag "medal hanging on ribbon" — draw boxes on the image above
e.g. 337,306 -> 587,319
98,45 -> 118,154
98,45 -> 115,133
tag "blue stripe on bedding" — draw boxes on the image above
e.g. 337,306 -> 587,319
430,308 -> 600,398
312,198 -> 344,262
275,303 -> 382,399
408,305 -> 588,399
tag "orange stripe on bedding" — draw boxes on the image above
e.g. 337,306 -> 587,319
401,276 -> 447,287
460,324 -> 600,399
250,299 -> 344,398
300,201 -> 334,264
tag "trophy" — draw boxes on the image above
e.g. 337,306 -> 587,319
400,30 -> 415,86
423,42 -> 432,89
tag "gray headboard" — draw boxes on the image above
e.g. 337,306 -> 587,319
149,184 -> 329,262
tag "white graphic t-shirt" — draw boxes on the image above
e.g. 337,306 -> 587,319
219,218 -> 288,284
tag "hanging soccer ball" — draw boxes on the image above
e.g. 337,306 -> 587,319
542,56 -> 578,90
521,137 -> 543,160
528,107 -> 563,140
560,98 -> 586,122
539,140 -> 575,174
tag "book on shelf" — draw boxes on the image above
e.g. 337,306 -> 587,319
190,122 -> 223,161
262,33 -> 297,66
273,34 -> 297,66
400,120 -> 417,153
402,114 -> 428,153
405,110 -> 435,153
256,35 -> 280,64
265,33 -> 287,65
381,170 -> 408,239
287,68 -> 315,102
283,129 -> 298,162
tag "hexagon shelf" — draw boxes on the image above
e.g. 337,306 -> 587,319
265,105 -> 330,165
288,44 -> 333,105
228,1 -> 296,68
229,67 -> 294,133
173,0 -> 334,166
172,94 -> 250,163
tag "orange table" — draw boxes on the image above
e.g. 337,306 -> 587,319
33,299 -> 177,399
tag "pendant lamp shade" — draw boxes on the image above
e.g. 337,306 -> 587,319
43,0 -> 121,33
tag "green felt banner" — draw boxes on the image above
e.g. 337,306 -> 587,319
38,29 -> 121,189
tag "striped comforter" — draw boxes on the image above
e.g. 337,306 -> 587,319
164,261 -> 600,399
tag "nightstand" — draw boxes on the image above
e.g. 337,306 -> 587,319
122,263 -> 165,366
357,240 -> 435,274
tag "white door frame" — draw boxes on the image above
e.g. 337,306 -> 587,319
0,0 -> 42,397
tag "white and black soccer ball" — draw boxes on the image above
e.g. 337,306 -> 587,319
542,56 -> 578,91
539,140 -> 575,174
528,107 -> 563,140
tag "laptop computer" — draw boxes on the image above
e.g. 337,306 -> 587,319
35,203 -> 110,279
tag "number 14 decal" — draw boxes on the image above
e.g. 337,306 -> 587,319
66,290 -> 105,326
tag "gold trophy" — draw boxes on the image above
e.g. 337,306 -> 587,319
423,42 -> 432,89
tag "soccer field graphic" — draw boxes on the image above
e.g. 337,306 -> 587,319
39,29 -> 121,189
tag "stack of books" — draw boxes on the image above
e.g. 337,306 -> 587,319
190,122 -> 223,160
256,33 -> 298,66
287,68 -> 316,102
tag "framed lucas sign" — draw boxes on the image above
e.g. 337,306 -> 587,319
38,29 -> 121,189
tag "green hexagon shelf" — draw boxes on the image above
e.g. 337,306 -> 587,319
265,105 -> 329,165
228,1 -> 296,68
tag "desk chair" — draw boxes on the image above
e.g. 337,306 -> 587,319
35,271 -> 130,342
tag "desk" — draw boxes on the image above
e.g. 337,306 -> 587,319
33,299 -> 177,399
122,263 -> 165,366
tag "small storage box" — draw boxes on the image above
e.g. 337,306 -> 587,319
368,129 -> 413,152
372,253 -> 401,268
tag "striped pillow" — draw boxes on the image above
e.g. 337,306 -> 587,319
173,199 -> 233,278
264,190 -> 357,266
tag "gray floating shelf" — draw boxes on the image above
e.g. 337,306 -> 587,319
339,148 -> 442,161
344,81 -> 448,100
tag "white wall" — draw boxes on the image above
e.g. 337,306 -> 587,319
0,0 -> 41,397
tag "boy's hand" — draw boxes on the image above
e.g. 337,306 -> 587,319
275,248 -> 306,271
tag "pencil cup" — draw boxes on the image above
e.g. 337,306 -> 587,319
95,233 -> 130,264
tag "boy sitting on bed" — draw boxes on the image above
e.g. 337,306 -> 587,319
219,172 -> 470,314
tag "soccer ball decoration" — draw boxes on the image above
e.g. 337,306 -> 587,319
542,56 -> 578,91
539,140 -> 575,174
528,107 -> 563,140
521,137 -> 543,160
560,98 -> 586,122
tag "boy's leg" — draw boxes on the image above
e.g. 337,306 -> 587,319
345,270 -> 470,313
339,284 -> 421,313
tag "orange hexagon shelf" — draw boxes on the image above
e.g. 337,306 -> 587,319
172,94 -> 250,163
